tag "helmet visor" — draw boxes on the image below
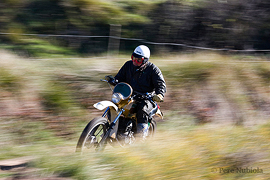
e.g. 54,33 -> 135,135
132,52 -> 144,59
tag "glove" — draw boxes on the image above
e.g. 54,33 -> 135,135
105,75 -> 117,85
153,94 -> 163,102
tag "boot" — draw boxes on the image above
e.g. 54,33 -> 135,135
136,123 -> 149,141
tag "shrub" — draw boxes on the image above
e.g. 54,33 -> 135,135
0,67 -> 21,92
40,81 -> 75,114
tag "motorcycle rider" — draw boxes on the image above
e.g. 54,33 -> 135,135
109,45 -> 166,139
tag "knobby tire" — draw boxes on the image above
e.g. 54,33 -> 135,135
76,117 -> 109,153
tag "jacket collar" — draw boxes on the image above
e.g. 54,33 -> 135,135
136,61 -> 149,72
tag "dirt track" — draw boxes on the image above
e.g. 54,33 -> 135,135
0,157 -> 73,180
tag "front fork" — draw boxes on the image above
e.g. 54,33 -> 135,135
102,107 -> 110,118
96,108 -> 125,151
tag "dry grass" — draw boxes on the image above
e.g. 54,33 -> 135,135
0,51 -> 270,179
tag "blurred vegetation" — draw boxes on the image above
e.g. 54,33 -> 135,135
0,0 -> 270,178
40,80 -> 76,114
0,52 -> 270,179
163,61 -> 215,84
254,64 -> 270,84
1,0 -> 270,57
0,67 -> 21,92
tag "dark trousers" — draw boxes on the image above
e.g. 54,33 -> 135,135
136,100 -> 155,124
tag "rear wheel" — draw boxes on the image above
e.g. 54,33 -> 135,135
76,117 -> 109,152
148,119 -> 157,137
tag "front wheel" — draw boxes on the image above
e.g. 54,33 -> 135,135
76,117 -> 109,152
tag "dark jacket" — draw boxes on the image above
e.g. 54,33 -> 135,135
115,60 -> 166,97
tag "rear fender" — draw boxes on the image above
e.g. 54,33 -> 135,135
155,108 -> 163,119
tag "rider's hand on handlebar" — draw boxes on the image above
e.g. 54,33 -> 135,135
153,94 -> 163,102
105,75 -> 117,86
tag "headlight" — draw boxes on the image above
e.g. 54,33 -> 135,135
112,93 -> 123,104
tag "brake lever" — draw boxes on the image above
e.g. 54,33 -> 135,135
100,79 -> 113,91
100,79 -> 108,82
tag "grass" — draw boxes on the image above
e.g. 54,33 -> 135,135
2,116 -> 270,180
29,120 -> 270,180
162,61 -> 216,85
0,38 -> 78,58
0,67 -> 22,92
91,120 -> 270,180
0,51 -> 270,179
40,80 -> 77,114
253,63 -> 270,84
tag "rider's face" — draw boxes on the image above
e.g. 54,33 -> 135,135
132,56 -> 143,66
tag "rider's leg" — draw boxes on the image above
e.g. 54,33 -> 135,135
136,100 -> 153,140
137,122 -> 149,140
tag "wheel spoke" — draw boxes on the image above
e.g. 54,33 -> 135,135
93,125 -> 104,142
82,124 -> 106,150
76,117 -> 109,152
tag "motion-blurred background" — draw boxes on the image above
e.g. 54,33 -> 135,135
1,0 -> 270,56
0,0 -> 270,180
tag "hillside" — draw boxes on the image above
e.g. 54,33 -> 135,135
0,51 -> 270,179
1,51 -> 269,124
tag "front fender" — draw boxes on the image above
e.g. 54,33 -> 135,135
93,101 -> 118,112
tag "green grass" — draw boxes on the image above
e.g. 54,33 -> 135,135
253,63 -> 270,84
0,67 -> 21,92
162,61 -> 216,85
40,80 -> 77,114
0,38 -> 78,58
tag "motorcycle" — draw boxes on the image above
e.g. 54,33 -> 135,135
76,76 -> 163,152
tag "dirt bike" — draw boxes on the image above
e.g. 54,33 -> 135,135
76,76 -> 163,152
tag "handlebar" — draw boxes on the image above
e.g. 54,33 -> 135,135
132,91 -> 160,116
132,91 -> 153,100
133,91 -> 163,102
102,76 -> 162,102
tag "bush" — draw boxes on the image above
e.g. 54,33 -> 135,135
0,67 -> 21,92
40,81 -> 75,114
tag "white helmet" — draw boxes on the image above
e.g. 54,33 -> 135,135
132,45 -> 150,64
